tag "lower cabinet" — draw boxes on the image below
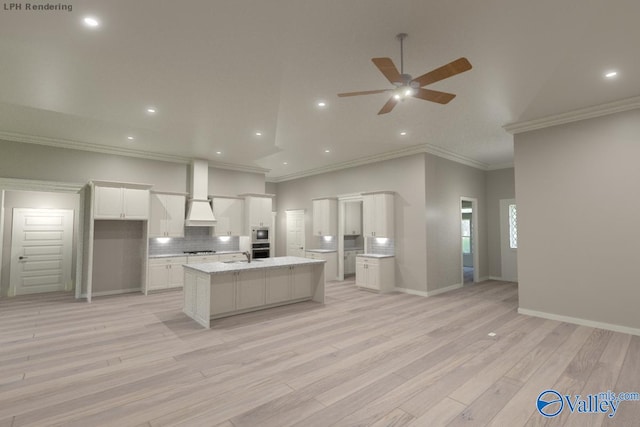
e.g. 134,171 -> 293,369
266,265 -> 313,304
305,251 -> 337,281
344,250 -> 364,275
147,256 -> 187,291
355,256 -> 395,293
236,270 -> 267,310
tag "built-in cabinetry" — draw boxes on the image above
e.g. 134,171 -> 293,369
344,249 -> 364,275
210,196 -> 244,236
312,197 -> 338,236
241,194 -> 273,230
344,202 -> 362,236
306,250 -> 337,281
149,192 -> 186,237
83,181 -> 153,302
147,256 -> 187,291
362,191 -> 394,238
183,258 -> 325,328
93,181 -> 150,220
355,255 -> 395,293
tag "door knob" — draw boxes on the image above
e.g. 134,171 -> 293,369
19,256 -> 28,261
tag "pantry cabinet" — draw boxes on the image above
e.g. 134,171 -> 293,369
241,194 -> 273,230
211,196 -> 244,236
362,191 -> 394,238
149,192 -> 186,237
312,198 -> 337,236
92,181 -> 151,220
355,255 -> 395,293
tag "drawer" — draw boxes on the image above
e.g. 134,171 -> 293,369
149,256 -> 187,265
188,255 -> 219,263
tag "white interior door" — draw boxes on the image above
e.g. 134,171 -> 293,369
499,199 -> 518,282
286,210 -> 305,257
10,208 -> 74,296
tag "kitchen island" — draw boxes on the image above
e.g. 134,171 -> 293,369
183,256 -> 326,328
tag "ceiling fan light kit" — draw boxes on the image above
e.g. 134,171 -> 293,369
338,33 -> 472,114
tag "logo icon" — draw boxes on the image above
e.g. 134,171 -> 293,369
537,389 -> 564,417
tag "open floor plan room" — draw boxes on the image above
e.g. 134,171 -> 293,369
1,280 -> 638,426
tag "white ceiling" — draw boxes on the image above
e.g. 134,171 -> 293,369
1,0 -> 639,181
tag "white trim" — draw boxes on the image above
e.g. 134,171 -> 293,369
267,143 -> 490,183
503,95 -> 640,135
394,282 -> 464,297
0,131 -> 270,174
488,276 -> 505,281
81,288 -> 142,298
477,276 -> 491,282
460,197 -> 480,284
518,308 -> 640,337
0,177 -> 83,193
0,191 -> 4,299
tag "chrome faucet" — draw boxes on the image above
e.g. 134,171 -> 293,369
243,251 -> 251,263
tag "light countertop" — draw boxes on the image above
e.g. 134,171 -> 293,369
149,251 -> 242,259
184,256 -> 325,275
356,254 -> 395,259
306,249 -> 337,253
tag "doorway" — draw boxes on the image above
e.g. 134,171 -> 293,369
460,197 -> 479,284
10,208 -> 74,296
285,210 -> 305,257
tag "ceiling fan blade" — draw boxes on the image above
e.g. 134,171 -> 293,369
411,57 -> 472,87
413,88 -> 456,104
372,58 -> 402,84
337,89 -> 390,97
378,97 -> 398,115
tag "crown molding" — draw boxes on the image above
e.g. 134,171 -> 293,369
0,177 -> 84,193
504,95 -> 640,135
486,162 -> 514,171
0,131 -> 270,175
266,143 -> 490,183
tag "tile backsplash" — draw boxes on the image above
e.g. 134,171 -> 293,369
315,235 -> 338,251
148,227 -> 240,255
366,237 -> 395,256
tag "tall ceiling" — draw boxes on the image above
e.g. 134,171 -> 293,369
1,0 -> 639,180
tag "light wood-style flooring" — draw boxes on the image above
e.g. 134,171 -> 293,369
1,280 -> 639,426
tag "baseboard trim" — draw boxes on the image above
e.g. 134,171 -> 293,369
394,283 -> 464,298
80,288 -> 142,298
518,308 -> 640,337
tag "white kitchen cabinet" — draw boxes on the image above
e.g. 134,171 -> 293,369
344,202 -> 362,236
235,270 -> 266,310
355,255 -> 395,293
306,251 -> 337,281
217,252 -> 245,262
187,254 -> 219,264
312,198 -> 338,236
362,191 -> 394,238
344,249 -> 363,275
148,256 -> 187,291
149,192 -> 186,237
93,181 -> 151,220
266,264 -> 313,304
211,196 -> 244,236
241,194 -> 273,230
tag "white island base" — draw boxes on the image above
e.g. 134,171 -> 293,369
183,256 -> 326,328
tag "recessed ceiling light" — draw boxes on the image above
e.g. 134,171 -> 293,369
127,136 -> 135,141
324,149 -> 330,153
283,162 -> 288,165
215,151 -> 222,155
83,16 -> 100,28
146,107 -> 157,114
605,71 -> 618,79
317,101 -> 327,108
255,131 -> 262,136
400,131 -> 407,136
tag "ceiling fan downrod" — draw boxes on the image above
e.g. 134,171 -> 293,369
397,33 -> 407,76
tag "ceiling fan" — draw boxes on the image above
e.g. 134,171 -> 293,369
338,33 -> 472,115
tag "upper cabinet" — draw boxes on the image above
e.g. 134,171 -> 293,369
312,198 -> 337,236
149,192 -> 186,237
241,194 -> 274,230
211,196 -> 244,236
92,181 -> 152,220
344,201 -> 362,236
362,191 -> 394,238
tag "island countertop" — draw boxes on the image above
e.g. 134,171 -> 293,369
184,256 -> 325,275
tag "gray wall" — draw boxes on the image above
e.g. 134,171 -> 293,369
515,108 -> 640,330
272,154 -> 428,292
486,168 -> 516,278
1,190 -> 79,296
425,154 -> 488,292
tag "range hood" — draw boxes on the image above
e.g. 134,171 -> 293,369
185,159 -> 216,227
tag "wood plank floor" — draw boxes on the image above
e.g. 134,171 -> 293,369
1,280 -> 639,426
